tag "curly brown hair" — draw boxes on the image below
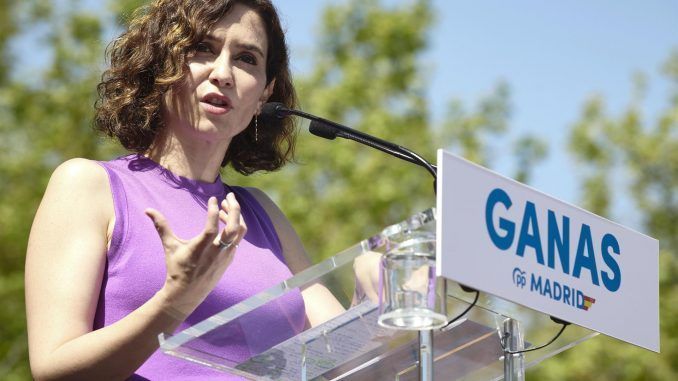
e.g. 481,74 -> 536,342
94,0 -> 297,174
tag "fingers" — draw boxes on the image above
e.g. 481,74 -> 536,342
145,208 -> 177,248
214,193 -> 247,250
201,196 -> 220,237
218,210 -> 245,229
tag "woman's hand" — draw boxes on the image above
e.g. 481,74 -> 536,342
144,192 -> 247,319
353,251 -> 383,305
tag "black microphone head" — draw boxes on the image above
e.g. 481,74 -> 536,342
309,120 -> 338,140
260,102 -> 288,120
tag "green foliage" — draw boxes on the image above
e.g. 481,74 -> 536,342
529,52 -> 678,381
230,0 -> 523,263
440,81 -> 549,184
513,135 -> 548,184
0,273 -> 29,380
442,81 -> 511,166
0,0 -> 19,84
229,0 -> 442,260
0,0 -> 130,377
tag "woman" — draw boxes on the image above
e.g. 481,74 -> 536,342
25,0 -> 341,379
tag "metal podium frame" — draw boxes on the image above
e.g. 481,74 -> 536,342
159,208 -> 598,380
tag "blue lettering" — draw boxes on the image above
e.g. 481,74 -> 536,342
552,281 -> 562,301
486,188 -> 515,250
576,290 -> 585,309
601,233 -> 621,292
563,285 -> 571,305
516,202 -> 545,264
528,274 -> 589,310
572,224 -> 600,286
547,211 -> 570,274
543,278 -> 552,298
530,274 -> 543,294
490,189 -> 621,294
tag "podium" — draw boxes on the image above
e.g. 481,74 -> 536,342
159,208 -> 598,380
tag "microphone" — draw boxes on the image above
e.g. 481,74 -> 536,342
261,102 -> 293,119
262,102 -> 342,140
260,102 -> 437,180
308,120 -> 338,140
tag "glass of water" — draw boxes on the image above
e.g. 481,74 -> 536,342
378,231 -> 447,330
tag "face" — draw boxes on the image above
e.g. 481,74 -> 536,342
164,4 -> 273,143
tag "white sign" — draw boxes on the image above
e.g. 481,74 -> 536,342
435,150 -> 659,352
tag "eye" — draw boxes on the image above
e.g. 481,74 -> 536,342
194,42 -> 214,54
237,53 -> 258,65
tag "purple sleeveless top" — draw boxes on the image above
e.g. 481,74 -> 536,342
95,155 -> 306,380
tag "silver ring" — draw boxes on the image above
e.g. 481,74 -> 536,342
219,239 -> 235,250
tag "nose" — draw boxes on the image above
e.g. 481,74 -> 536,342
208,53 -> 234,88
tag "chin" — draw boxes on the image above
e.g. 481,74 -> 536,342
198,123 -> 241,140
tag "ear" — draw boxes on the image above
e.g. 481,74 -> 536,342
258,78 -> 276,111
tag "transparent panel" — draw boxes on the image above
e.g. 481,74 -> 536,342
159,208 -> 597,380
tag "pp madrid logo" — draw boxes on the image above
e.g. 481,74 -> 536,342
512,267 -> 527,289
511,267 -> 596,311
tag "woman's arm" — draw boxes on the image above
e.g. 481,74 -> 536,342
25,159 -> 245,380
246,187 -> 345,327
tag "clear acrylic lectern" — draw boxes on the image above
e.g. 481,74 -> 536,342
159,208 -> 597,380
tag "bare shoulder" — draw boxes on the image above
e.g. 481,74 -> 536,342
49,158 -> 109,191
34,158 -> 114,237
27,157 -> 113,283
28,156 -> 113,257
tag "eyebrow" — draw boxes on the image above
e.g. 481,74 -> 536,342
204,35 -> 266,58
235,42 -> 265,58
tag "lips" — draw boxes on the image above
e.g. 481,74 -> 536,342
200,93 -> 232,115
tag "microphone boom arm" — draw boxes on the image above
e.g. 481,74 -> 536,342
262,102 -> 438,182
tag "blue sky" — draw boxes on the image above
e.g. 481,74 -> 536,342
275,0 -> 678,228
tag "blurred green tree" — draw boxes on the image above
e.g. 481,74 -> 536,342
0,0 -> 139,378
229,0 -> 524,261
230,0 -> 441,259
528,53 -> 678,381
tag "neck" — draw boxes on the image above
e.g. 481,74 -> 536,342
147,129 -> 231,183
